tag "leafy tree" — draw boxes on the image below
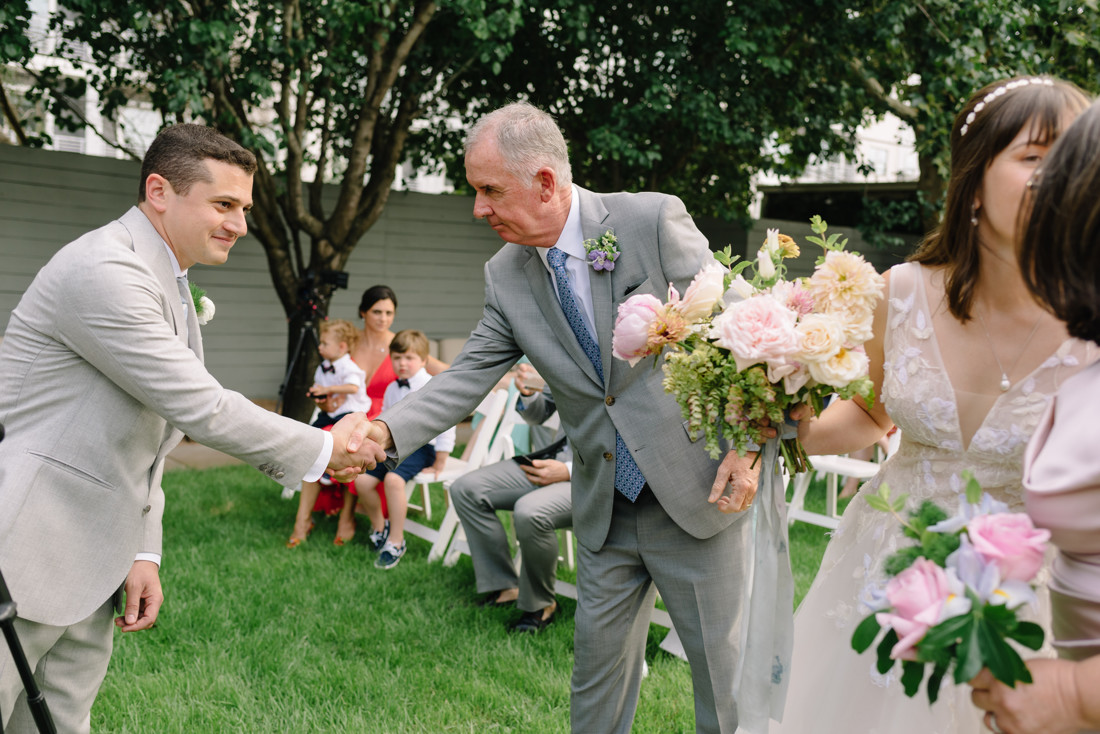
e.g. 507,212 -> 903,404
23,0 -> 522,420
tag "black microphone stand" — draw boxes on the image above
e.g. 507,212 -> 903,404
0,423 -> 57,734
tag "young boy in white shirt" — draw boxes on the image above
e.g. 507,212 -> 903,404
286,319 -> 371,548
351,329 -> 455,569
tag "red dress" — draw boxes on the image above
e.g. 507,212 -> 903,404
312,357 -> 397,516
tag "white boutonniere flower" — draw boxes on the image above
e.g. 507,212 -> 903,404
188,281 -> 215,325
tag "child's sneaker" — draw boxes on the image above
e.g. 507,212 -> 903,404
374,540 -> 406,570
368,520 -> 390,552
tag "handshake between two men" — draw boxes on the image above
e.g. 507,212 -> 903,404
324,413 -> 390,481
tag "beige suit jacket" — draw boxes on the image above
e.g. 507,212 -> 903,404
0,207 -> 323,626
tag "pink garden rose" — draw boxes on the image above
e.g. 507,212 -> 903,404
612,294 -> 663,366
709,295 -> 799,373
876,558 -> 949,661
967,513 -> 1050,583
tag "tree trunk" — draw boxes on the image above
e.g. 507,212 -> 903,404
917,149 -> 946,234
279,309 -> 326,423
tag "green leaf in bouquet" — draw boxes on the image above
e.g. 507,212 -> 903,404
901,659 -> 925,698
876,628 -> 900,675
926,661 -> 950,705
882,547 -> 922,577
714,245 -> 738,268
977,614 -> 1033,686
920,613 -> 972,661
917,527 -> 961,568
953,612 -> 984,684
1007,621 -> 1044,651
963,470 -> 983,505
852,613 -> 883,653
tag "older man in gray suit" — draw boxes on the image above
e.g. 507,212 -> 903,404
369,103 -> 774,733
0,124 -> 381,733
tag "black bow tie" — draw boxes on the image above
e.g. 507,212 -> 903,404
321,363 -> 335,374
396,378 -> 411,388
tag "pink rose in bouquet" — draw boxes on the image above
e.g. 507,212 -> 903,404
967,513 -> 1050,583
710,296 -> 799,374
875,558 -> 949,661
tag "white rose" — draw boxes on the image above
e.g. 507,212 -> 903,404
795,313 -> 845,364
197,296 -> 216,325
678,262 -> 726,322
808,345 -> 870,388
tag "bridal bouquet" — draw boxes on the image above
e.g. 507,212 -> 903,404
611,216 -> 883,471
851,473 -> 1049,704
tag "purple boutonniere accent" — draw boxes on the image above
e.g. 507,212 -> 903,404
583,230 -> 620,272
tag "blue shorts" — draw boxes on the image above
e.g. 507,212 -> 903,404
364,443 -> 437,482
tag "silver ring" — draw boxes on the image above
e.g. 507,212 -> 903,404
989,712 -> 1004,734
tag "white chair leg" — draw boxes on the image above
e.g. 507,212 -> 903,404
428,504 -> 460,563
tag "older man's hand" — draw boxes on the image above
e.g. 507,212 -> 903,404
326,413 -> 388,482
709,450 -> 761,513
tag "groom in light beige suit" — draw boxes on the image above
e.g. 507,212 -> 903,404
369,103 -> 769,733
0,124 -> 381,732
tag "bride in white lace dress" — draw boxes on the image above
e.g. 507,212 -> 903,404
772,77 -> 1095,734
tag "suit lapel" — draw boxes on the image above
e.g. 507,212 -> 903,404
577,189 -> 615,382
121,207 -> 197,357
525,250 -> 602,386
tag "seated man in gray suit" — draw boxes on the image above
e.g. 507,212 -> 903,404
0,124 -> 381,733
367,103 -> 773,733
451,367 -> 572,633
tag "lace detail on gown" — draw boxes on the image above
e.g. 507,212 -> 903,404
771,262 -> 1095,734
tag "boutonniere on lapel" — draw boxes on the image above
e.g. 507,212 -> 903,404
583,230 -> 620,272
188,281 -> 216,325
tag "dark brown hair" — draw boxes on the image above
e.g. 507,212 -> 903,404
1019,99 -> 1100,345
138,123 -> 257,201
358,284 -> 398,316
389,329 -> 430,359
909,76 -> 1089,321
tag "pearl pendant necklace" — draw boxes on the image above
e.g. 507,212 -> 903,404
975,307 -> 1043,393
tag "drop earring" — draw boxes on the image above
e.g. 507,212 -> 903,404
970,205 -> 979,227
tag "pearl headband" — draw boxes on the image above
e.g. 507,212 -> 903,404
959,77 -> 1054,137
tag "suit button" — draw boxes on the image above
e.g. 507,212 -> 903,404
603,452 -> 614,461
142,505 -> 151,515
605,396 -> 615,406
275,471 -> 285,479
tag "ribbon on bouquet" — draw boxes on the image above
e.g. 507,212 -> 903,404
733,423 -> 796,733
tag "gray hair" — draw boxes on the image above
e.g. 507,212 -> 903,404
465,102 -> 572,188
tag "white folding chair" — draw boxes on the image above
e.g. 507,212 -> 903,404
786,431 -> 899,530
401,389 -> 511,557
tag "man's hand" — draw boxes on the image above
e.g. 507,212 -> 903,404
514,363 -> 545,397
520,458 -> 569,486
115,560 -> 163,632
327,413 -> 388,482
709,450 -> 761,513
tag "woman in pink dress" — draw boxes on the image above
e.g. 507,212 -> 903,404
970,99 -> 1100,734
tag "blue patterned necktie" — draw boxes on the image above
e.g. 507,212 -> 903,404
546,247 -> 645,502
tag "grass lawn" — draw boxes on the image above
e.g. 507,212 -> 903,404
91,465 -> 847,732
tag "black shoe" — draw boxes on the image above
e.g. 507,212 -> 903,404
509,605 -> 559,634
476,591 -> 516,608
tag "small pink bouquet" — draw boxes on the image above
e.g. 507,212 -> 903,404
852,472 -> 1050,704
612,216 -> 884,471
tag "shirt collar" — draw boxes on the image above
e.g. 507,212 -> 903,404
536,185 -> 583,272
162,240 -> 187,279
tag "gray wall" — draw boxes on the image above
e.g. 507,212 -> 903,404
0,144 -> 502,399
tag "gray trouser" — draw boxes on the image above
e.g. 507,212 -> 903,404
571,488 -> 751,734
0,597 -> 115,734
450,459 -> 572,612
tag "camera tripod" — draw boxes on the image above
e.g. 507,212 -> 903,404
276,313 -> 321,415
0,424 -> 57,734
